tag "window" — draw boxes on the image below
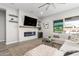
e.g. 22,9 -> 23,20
53,20 -> 63,33
64,16 -> 79,34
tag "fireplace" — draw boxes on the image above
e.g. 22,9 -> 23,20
24,32 -> 36,37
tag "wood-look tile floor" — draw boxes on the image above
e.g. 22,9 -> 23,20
0,39 -> 42,56
0,41 -> 12,56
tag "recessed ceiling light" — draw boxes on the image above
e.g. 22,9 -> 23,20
40,11 -> 43,15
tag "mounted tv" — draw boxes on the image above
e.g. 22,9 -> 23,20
24,16 -> 37,26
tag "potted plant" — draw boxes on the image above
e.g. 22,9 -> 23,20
48,36 -> 52,41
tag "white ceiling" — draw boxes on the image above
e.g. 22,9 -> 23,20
1,3 -> 79,18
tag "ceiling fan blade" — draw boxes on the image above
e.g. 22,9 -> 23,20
51,3 -> 56,9
57,3 -> 66,4
38,3 -> 48,8
46,5 -> 50,11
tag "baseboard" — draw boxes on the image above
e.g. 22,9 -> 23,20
0,40 -> 5,42
6,41 -> 18,45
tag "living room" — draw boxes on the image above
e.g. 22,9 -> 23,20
1,2 -> 79,57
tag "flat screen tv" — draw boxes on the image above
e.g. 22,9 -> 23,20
24,16 -> 37,26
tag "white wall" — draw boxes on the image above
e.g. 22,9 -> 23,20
42,7 -> 79,39
0,4 -> 19,44
0,10 -> 6,42
6,9 -> 19,44
0,4 -> 39,44
18,10 -> 38,42
41,19 -> 53,38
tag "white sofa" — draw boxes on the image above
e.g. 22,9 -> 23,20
52,33 -> 68,44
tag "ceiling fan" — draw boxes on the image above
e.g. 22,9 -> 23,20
38,3 -> 65,11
